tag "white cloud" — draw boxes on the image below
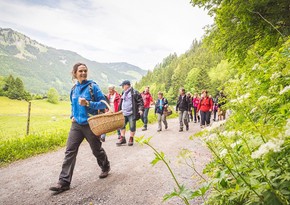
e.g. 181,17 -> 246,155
0,0 -> 213,69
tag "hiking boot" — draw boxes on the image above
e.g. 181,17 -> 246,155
117,135 -> 121,140
157,129 -> 161,132
128,137 -> 134,146
165,125 -> 168,130
186,126 -> 189,131
116,136 -> 126,146
99,168 -> 110,179
142,127 -> 147,131
49,183 -> 70,192
179,128 -> 183,132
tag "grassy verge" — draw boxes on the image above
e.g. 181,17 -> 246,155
0,97 -> 178,166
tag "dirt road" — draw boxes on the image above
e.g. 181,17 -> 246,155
0,118 -> 211,205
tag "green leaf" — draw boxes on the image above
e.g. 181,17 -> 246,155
150,153 -> 161,166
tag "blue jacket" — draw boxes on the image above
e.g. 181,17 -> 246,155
70,80 -> 107,125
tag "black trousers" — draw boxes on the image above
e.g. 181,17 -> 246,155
200,111 -> 211,126
59,122 -> 110,185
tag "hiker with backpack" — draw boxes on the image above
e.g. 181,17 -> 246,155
116,80 -> 144,146
141,86 -> 154,131
49,63 -> 110,194
155,91 -> 169,132
197,90 -> 213,128
176,88 -> 191,132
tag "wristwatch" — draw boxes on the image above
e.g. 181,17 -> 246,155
86,101 -> 90,107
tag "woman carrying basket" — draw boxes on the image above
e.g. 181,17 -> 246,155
49,63 -> 110,194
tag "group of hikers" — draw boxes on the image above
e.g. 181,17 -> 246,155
49,63 -> 226,194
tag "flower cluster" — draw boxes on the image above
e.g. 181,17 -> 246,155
251,139 -> 285,159
279,85 -> 290,95
270,72 -> 282,81
230,93 -> 250,103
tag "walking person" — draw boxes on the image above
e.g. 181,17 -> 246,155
197,90 -> 213,128
107,86 -> 121,139
213,94 -> 219,121
155,92 -> 168,132
141,86 -> 153,131
49,63 -> 110,194
176,88 -> 190,132
192,93 -> 200,123
117,80 -> 144,146
187,92 -> 193,122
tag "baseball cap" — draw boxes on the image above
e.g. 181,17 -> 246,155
120,80 -> 131,86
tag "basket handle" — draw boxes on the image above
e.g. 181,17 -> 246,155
100,100 -> 114,112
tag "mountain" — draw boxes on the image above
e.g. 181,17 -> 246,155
0,28 -> 147,94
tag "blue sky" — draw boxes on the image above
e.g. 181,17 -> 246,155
0,0 -> 213,70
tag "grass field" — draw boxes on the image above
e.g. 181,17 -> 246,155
0,96 -> 71,140
0,96 -> 177,166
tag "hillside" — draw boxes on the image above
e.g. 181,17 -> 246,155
0,28 -> 147,94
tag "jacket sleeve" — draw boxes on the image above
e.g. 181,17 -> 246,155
88,84 -> 107,110
136,93 -> 144,111
70,89 -> 73,119
176,97 -> 180,111
197,99 -> 202,112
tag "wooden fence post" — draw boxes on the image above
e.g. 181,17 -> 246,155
26,101 -> 31,136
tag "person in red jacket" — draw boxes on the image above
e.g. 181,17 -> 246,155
141,86 -> 154,131
192,93 -> 200,123
107,86 -> 121,139
197,90 -> 213,128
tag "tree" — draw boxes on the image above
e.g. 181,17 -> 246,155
190,0 -> 290,61
47,87 -> 59,104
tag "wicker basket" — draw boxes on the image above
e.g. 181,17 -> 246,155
88,100 -> 125,136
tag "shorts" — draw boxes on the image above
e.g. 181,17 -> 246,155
121,114 -> 136,132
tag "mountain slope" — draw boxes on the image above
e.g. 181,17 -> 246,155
0,28 -> 147,94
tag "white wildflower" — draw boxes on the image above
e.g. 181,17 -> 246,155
254,79 -> 261,85
250,107 -> 257,114
236,131 -> 243,136
270,72 -> 281,81
221,131 -> 236,138
279,85 -> 290,95
252,63 -> 259,71
230,93 -> 250,104
251,139 -> 284,159
220,149 -> 228,158
285,119 -> 290,136
230,140 -> 242,148
257,96 -> 268,102
269,85 -> 278,93
204,133 -> 218,142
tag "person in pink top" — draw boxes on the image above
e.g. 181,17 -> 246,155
192,93 -> 200,123
141,86 -> 154,131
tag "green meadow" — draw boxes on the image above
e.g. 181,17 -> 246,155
0,96 -> 177,166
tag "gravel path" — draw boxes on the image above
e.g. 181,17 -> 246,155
0,118 -> 212,205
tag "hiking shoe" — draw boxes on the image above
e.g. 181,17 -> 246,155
117,135 -> 121,140
128,137 -> 134,146
165,125 -> 168,130
99,168 -> 110,179
179,128 -> 183,132
186,126 -> 189,131
157,129 -> 162,132
49,183 -> 70,192
116,137 -> 126,146
142,127 -> 147,131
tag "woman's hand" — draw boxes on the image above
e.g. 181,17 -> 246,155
79,98 -> 88,106
71,117 -> 76,122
